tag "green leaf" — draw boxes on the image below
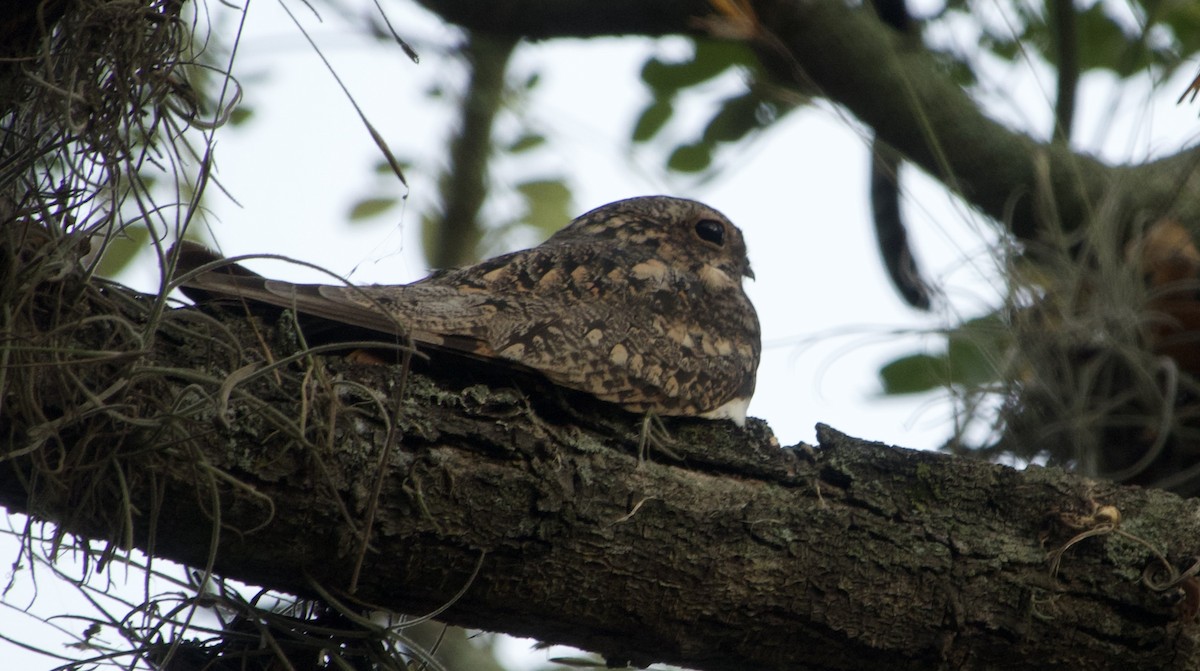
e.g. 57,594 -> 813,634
1163,3 -> 1200,57
701,93 -> 760,144
348,197 -> 397,221
639,39 -> 751,93
632,99 -> 674,143
230,106 -> 253,126
1075,4 -> 1150,77
945,332 -> 1002,388
507,133 -> 546,153
879,313 -> 1010,396
980,31 -> 1023,62
94,225 -> 150,278
667,143 -> 713,173
692,39 -> 759,75
516,179 -> 573,237
929,48 -> 978,88
880,353 -> 950,395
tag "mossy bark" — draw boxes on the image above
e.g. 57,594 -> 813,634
2,270 -> 1200,670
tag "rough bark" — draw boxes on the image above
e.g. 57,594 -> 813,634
3,270 -> 1200,671
7,0 -> 1200,668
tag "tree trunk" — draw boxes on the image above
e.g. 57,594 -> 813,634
2,265 -> 1199,670
6,0 -> 1200,668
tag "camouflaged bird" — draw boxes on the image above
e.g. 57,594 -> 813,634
176,196 -> 761,425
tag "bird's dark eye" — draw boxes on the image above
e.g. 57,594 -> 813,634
695,219 -> 725,246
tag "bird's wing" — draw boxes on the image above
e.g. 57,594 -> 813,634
310,283 -> 501,355
172,241 -> 498,356
466,255 -> 758,415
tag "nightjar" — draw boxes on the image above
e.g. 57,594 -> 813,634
175,196 -> 761,425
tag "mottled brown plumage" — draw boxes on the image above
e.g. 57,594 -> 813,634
175,196 -> 761,425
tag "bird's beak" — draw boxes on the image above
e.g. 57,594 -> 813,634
743,263 -> 756,280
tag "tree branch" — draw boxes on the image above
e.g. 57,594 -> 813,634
415,0 -> 1200,242
6,1 -> 1200,667
753,0 -> 1200,240
3,269 -> 1199,670
429,32 -> 516,269
413,0 -> 710,38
